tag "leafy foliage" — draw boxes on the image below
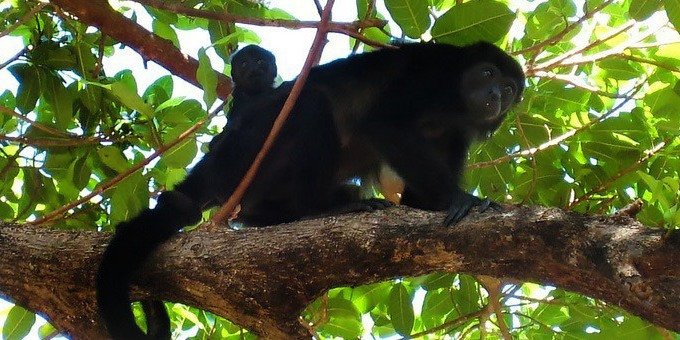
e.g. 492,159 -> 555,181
0,0 -> 679,338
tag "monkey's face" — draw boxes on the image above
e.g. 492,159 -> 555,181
461,62 -> 520,122
230,46 -> 277,94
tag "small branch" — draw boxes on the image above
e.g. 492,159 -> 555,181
531,71 -> 637,99
514,0 -> 614,55
29,102 -> 225,225
50,0 -> 233,100
0,47 -> 27,70
0,105 -> 73,138
211,0 -> 336,223
131,0 -> 385,32
0,134 -> 107,147
477,276 -> 512,339
513,112 -> 537,204
619,53 -> 680,73
529,20 -> 636,73
569,140 -> 669,208
313,0 -> 323,17
409,309 -> 487,338
92,34 -> 107,77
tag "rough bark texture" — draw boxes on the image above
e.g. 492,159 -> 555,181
1,205 -> 679,338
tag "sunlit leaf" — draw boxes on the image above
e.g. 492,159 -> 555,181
387,282 -> 414,336
2,305 -> 36,340
432,0 -> 515,45
197,47 -> 218,108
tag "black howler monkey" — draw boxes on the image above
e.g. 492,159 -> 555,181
96,41 -> 524,339
209,45 -> 279,150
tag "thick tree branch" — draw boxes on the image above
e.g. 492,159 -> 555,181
1,205 -> 678,338
49,0 -> 233,100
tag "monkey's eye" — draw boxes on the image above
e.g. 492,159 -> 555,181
257,59 -> 265,65
482,69 -> 493,78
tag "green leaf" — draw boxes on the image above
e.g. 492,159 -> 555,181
208,8 -> 236,60
630,0 -> 662,20
97,146 -> 129,173
2,305 -> 36,340
387,282 -> 414,336
110,172 -> 148,225
421,289 -> 455,329
532,301 -> 569,325
171,304 -> 205,330
38,322 -> 58,338
108,81 -> 154,118
451,274 -> 481,315
351,282 -> 391,313
319,298 -> 362,339
162,138 -> 197,168
432,0 -> 515,45
155,96 -> 186,113
71,155 -> 91,190
664,0 -> 680,32
0,200 -> 14,219
152,19 -> 179,48
422,272 -> 455,290
143,75 -> 174,106
9,63 -> 41,114
525,3 -> 567,41
384,0 -> 431,38
197,47 -> 218,107
598,59 -> 643,80
42,72 -> 73,129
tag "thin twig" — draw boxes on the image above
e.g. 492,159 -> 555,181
131,0 -> 384,32
618,53 -> 680,73
514,0 -> 614,55
409,309 -> 486,338
0,47 -> 27,70
29,102 -> 225,225
477,276 -> 512,339
569,140 -> 670,208
531,71 -> 638,99
313,0 -> 323,17
0,2 -> 47,39
529,20 -> 636,73
0,134 -> 109,147
0,105 -> 72,138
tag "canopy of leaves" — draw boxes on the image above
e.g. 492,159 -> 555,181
0,0 -> 679,338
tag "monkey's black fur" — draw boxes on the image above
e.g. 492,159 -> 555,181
96,42 -> 524,339
210,45 -> 278,150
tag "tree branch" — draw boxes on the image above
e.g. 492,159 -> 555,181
1,205 -> 678,338
50,0 -> 233,100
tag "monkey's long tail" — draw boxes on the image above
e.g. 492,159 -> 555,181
96,192 -> 200,339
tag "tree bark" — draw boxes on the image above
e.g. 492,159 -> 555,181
0,205 -> 678,338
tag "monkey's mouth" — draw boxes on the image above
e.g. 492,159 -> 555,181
482,98 -> 502,119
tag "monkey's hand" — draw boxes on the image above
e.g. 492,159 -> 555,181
444,192 -> 500,226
